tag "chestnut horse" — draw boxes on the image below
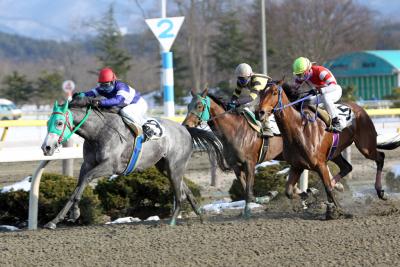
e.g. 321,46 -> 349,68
257,81 -> 400,218
182,89 -> 284,216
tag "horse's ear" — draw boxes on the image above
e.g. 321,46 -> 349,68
201,87 -> 208,97
278,76 -> 285,85
190,88 -> 196,97
62,101 -> 69,112
53,101 -> 59,111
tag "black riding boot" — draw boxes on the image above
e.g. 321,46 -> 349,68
330,117 -> 342,133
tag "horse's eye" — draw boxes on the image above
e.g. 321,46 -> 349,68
57,121 -> 63,126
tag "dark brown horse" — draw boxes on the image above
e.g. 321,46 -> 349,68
182,89 -> 284,216
257,81 -> 400,218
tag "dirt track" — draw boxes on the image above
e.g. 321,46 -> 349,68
1,203 -> 400,266
1,148 -> 400,266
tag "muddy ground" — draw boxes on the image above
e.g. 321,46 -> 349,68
1,147 -> 400,266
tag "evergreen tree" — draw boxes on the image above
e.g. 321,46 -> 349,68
35,71 -> 64,104
94,5 -> 132,80
1,71 -> 32,104
341,85 -> 358,102
210,11 -> 249,95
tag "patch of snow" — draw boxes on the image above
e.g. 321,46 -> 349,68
145,216 -> 160,221
0,176 -> 31,193
0,225 -> 19,231
106,217 -> 141,224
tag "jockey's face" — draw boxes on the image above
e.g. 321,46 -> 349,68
98,81 -> 115,93
238,76 -> 250,86
295,69 -> 312,82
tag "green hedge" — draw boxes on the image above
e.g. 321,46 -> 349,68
95,167 -> 201,220
0,173 -> 101,227
0,167 -> 202,227
228,162 -> 340,201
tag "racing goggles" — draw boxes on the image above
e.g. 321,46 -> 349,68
237,76 -> 250,86
98,81 -> 115,92
295,70 -> 311,81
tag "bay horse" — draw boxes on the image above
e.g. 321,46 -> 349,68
182,89 -> 284,217
41,97 -> 226,229
257,81 -> 400,218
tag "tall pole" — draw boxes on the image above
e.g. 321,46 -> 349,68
261,0 -> 268,74
160,0 -> 175,117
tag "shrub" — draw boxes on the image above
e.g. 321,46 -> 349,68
95,167 -> 201,220
0,173 -> 102,227
228,162 -> 341,201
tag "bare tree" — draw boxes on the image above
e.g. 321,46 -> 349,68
174,0 -> 224,91
255,0 -> 377,78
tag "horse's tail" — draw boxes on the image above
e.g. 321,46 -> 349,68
185,127 -> 231,172
377,133 -> 400,150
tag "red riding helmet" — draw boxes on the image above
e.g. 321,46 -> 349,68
98,67 -> 117,83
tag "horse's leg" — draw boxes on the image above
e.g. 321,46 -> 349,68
156,159 -> 187,226
316,163 -> 342,219
44,161 -> 112,229
285,167 -> 303,199
243,162 -> 256,218
182,181 -> 203,223
354,138 -> 386,199
331,154 -> 353,189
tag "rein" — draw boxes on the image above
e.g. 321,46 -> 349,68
272,86 -> 319,123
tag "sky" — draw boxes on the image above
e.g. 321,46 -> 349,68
0,0 -> 399,41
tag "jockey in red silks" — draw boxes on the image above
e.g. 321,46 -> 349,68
75,67 -> 157,140
293,57 -> 343,133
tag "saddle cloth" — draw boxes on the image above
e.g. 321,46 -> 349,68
241,107 -> 280,135
308,104 -> 354,130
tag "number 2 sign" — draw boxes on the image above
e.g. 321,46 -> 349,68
146,17 -> 184,52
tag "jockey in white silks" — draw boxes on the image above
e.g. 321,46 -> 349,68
76,67 -> 158,141
292,57 -> 343,133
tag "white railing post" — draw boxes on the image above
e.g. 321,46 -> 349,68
28,160 -> 50,230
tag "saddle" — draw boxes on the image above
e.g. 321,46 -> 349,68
240,108 -> 262,134
307,105 -> 332,128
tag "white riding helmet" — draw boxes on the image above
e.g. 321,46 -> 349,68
235,63 -> 253,78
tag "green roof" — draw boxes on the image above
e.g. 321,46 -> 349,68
365,50 -> 400,70
325,50 -> 400,77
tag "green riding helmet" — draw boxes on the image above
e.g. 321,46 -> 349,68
293,57 -> 313,75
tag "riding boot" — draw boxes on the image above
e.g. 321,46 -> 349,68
329,117 -> 342,133
261,120 -> 274,137
121,116 -> 143,137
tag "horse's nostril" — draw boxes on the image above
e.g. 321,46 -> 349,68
45,146 -> 51,151
259,110 -> 265,116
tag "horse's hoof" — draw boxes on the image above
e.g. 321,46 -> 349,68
334,182 -> 344,192
325,203 -> 344,220
44,222 -> 57,230
68,208 -> 81,222
376,189 -> 388,201
242,207 -> 251,219
169,218 -> 176,226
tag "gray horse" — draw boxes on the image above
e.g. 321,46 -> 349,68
41,97 -> 226,229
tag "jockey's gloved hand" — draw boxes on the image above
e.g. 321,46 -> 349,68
89,99 -> 101,108
227,101 -> 238,111
73,92 -> 85,99
309,88 -> 319,96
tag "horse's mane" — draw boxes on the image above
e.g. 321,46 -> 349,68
207,93 -> 227,110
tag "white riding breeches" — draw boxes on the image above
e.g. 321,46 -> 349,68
307,84 -> 342,118
120,97 -> 148,126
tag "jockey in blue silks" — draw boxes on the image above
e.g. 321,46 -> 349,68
76,67 -> 156,140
